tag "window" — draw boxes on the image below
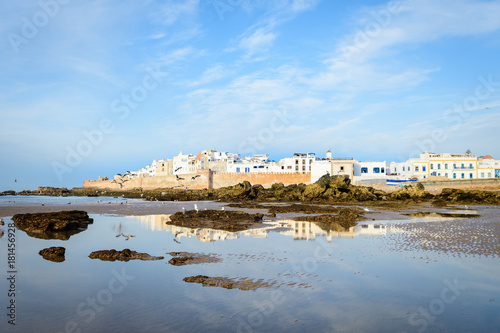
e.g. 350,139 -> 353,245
236,168 -> 240,173
445,163 -> 448,169
281,166 -> 284,170
295,160 -> 299,165
461,163 -> 464,168
445,173 -> 448,177
437,164 -> 441,169
470,173 -> 473,179
488,173 -> 491,177
302,166 -> 306,171
403,166 -> 405,171
461,173 -> 465,179
423,166 -> 426,171
287,166 -> 292,169
481,172 -> 484,178
340,166 -> 344,171
438,173 -> 441,176
302,159 -> 306,164
309,160 -> 312,164
373,167 -> 380,173
361,167 -> 368,174
453,173 -> 456,179
295,166 -> 299,171
469,163 -> 473,168
415,166 -> 419,172
430,164 -> 434,170
453,164 -> 456,169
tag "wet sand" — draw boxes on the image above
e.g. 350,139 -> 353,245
0,198 -> 228,217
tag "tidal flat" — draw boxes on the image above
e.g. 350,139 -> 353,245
0,195 -> 499,332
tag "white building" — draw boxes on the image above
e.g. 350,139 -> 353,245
311,150 -> 354,182
172,151 -> 197,175
477,155 -> 500,179
353,161 -> 387,184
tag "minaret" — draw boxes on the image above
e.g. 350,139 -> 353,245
326,149 -> 332,159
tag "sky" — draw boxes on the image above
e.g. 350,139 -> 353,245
1,0 -> 500,191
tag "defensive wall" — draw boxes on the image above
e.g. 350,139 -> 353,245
83,170 -> 311,190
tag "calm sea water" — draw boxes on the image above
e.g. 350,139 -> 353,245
0,197 -> 499,332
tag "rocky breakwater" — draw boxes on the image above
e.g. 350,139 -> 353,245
214,175 -> 386,203
12,210 -> 93,240
89,249 -> 164,261
168,210 -> 264,232
39,247 -> 66,262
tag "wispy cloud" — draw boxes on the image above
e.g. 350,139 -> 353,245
161,0 -> 200,25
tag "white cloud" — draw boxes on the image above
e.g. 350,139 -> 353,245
161,0 -> 200,25
239,28 -> 278,56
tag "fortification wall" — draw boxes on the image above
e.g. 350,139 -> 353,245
83,170 -> 211,190
83,170 -> 312,190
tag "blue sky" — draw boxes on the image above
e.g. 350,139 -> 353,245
1,0 -> 500,190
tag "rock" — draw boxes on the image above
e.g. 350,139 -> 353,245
167,252 -> 220,266
183,275 -> 277,290
12,210 -> 93,240
293,209 -> 361,229
168,210 -> 263,232
89,249 -> 164,261
39,247 -> 66,262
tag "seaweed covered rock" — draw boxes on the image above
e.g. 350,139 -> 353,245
388,183 -> 428,201
89,249 -> 164,261
12,210 -> 93,240
293,209 -> 362,229
168,210 -> 263,232
39,247 -> 66,262
167,252 -> 220,266
436,188 -> 500,205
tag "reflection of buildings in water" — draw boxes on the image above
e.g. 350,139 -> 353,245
280,220 -> 390,241
132,215 -> 393,243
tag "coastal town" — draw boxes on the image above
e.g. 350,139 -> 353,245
85,149 -> 500,190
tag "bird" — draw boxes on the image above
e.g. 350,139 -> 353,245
221,207 -> 225,210
182,207 -> 186,213
360,206 -> 372,212
194,204 -> 199,212
67,202 -> 71,205
173,238 -> 181,244
464,205 -> 469,210
125,235 -> 135,241
176,175 -> 185,181
485,107 -> 491,109
116,233 -> 125,238
14,179 -> 17,183
41,203 -> 44,206
191,175 -> 201,180
175,167 -> 182,172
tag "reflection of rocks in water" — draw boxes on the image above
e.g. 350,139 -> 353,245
407,211 -> 480,218
39,247 -> 65,262
12,210 -> 93,240
183,275 -> 278,291
89,249 -> 164,261
168,210 -> 263,232
167,252 -> 220,266
389,217 -> 500,257
227,203 -> 359,215
0,230 -> 3,238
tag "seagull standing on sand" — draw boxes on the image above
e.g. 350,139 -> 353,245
194,204 -> 199,212
182,207 -> 186,213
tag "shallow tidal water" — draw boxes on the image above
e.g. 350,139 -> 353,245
0,198 -> 499,332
